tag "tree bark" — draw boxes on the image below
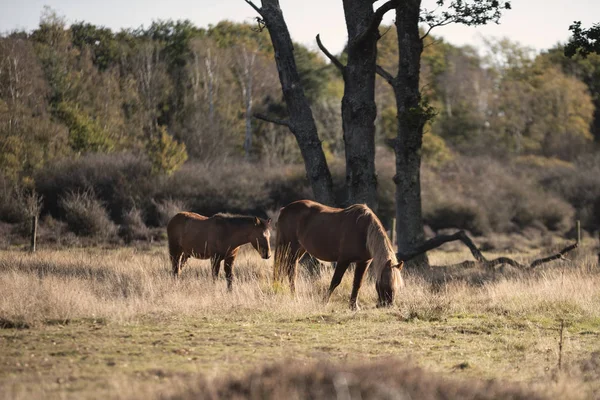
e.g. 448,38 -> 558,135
392,0 -> 429,269
339,0 -> 380,209
247,0 -> 335,206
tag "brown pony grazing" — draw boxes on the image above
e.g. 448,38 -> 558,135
167,212 -> 272,289
274,200 -> 403,309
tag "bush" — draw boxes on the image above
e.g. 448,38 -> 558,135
538,154 -> 600,232
35,152 -> 157,223
185,359 -> 546,400
425,199 -> 489,235
421,156 -> 574,234
0,180 -> 43,233
119,207 -> 150,243
157,160 -> 311,218
151,198 -> 187,227
59,190 -> 117,239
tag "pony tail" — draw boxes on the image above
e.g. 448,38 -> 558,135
273,234 -> 285,284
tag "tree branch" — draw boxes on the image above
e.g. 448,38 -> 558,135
254,112 -> 290,128
398,230 -> 578,271
421,16 -> 455,40
398,231 -> 485,263
530,243 -> 578,268
244,0 -> 264,17
361,0 -> 399,43
315,34 -> 344,72
376,65 -> 395,85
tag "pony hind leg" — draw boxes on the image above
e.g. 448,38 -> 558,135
349,260 -> 370,311
211,255 -> 223,281
286,244 -> 305,295
169,243 -> 184,277
273,229 -> 306,294
325,261 -> 350,303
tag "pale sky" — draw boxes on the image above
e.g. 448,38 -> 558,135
0,0 -> 599,55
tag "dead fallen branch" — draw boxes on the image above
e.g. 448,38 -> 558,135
397,230 -> 578,270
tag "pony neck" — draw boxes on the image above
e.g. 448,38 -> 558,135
227,218 -> 259,247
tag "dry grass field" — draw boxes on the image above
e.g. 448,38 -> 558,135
1,243 -> 599,399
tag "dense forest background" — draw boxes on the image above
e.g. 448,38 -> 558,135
1,8 -> 599,247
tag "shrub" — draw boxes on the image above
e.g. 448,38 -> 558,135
151,198 -> 187,227
0,180 -> 43,230
421,156 -> 574,234
35,152 -> 157,223
157,160 -> 310,218
59,190 -> 117,239
538,154 -> 600,232
119,207 -> 150,243
425,199 -> 489,235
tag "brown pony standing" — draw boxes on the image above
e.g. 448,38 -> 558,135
275,200 -> 403,309
167,212 -> 271,289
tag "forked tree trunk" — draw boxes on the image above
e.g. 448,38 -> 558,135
340,0 -> 379,210
392,0 -> 429,269
248,0 -> 335,206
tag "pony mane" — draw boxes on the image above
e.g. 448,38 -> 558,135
212,213 -> 262,227
358,206 -> 398,277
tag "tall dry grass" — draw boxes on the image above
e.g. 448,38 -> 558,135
1,247 -> 599,400
1,246 -> 599,327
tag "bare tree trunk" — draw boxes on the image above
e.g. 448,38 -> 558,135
237,47 -> 256,159
247,0 -> 335,205
392,0 -> 429,269
339,0 -> 379,209
205,48 -> 217,125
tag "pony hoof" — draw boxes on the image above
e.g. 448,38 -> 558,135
350,303 -> 360,311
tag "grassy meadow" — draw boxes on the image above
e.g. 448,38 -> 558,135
1,243 -> 599,399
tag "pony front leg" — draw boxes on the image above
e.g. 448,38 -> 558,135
223,255 -> 236,291
325,261 -> 350,303
349,261 -> 370,310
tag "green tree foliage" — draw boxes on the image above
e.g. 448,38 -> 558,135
566,21 -> 600,58
146,126 -> 188,175
543,45 -> 600,142
0,34 -> 69,181
55,101 -> 115,153
70,22 -> 119,71
484,39 -> 594,158
0,7 -> 597,197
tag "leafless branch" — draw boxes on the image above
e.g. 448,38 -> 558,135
398,230 -> 579,271
421,16 -> 455,40
379,25 -> 393,39
316,34 -> 344,72
351,0 -> 398,46
530,243 -> 578,268
376,65 -> 395,85
244,0 -> 264,17
369,0 -> 399,40
423,37 -> 444,49
254,112 -> 290,128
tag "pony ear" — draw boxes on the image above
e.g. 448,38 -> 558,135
267,218 -> 272,226
394,261 -> 404,271
254,217 -> 261,226
385,259 -> 393,269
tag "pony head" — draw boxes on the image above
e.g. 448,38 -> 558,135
251,217 -> 272,259
375,260 -> 404,307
